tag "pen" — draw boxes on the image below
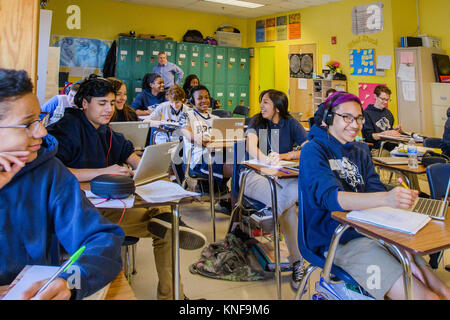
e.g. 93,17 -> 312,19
278,168 -> 291,174
35,245 -> 86,296
397,177 -> 409,189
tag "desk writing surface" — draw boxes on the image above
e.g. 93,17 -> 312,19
243,162 -> 299,179
332,211 -> 450,255
372,160 -> 427,174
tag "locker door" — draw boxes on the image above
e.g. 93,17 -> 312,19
132,78 -> 144,104
121,78 -> 132,105
238,48 -> 250,85
148,39 -> 163,73
163,40 -> 177,64
176,42 -> 189,85
213,84 -> 226,108
188,43 -> 202,79
226,84 -> 237,112
116,36 -> 135,80
238,85 -> 249,107
227,47 -> 239,85
201,45 -> 215,86
214,46 -> 228,85
133,38 -> 148,80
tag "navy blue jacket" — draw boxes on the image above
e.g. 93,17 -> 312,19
440,107 -> 450,157
130,90 -> 166,111
47,108 -> 134,168
0,135 -> 124,299
362,104 -> 396,150
299,125 -> 386,255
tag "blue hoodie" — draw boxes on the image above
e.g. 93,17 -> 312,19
0,135 -> 124,299
299,125 -> 386,255
130,90 -> 166,111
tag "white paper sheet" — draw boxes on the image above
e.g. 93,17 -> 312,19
322,54 -> 331,70
84,191 -> 135,208
376,55 -> 392,70
402,81 -> 416,102
135,180 -> 199,203
298,78 -> 308,90
397,64 -> 415,81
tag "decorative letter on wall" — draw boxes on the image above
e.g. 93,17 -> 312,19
352,2 -> 384,35
66,5 -> 81,30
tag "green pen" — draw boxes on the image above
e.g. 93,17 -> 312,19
35,245 -> 86,296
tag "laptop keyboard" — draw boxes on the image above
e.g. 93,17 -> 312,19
412,198 -> 444,217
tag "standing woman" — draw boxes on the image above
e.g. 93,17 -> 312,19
131,73 -> 166,117
107,77 -> 138,122
243,89 -> 308,290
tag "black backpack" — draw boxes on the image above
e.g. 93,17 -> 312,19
182,30 -> 204,43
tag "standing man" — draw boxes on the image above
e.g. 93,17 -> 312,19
362,85 -> 402,156
152,52 -> 184,90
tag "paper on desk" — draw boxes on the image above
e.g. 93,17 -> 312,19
84,190 -> 135,208
135,180 -> 199,203
245,159 -> 298,169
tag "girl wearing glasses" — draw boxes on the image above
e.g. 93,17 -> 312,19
299,92 -> 450,300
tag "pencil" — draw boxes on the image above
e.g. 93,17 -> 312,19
397,177 -> 409,189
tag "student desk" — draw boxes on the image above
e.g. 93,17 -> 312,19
241,161 -> 299,300
372,159 -> 426,190
80,182 -> 194,300
376,134 -> 423,157
106,271 -> 137,300
331,210 -> 450,300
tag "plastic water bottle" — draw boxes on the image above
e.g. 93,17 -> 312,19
407,138 -> 418,169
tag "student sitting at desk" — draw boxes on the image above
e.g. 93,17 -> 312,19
183,74 -> 221,110
131,73 -> 166,117
299,91 -> 450,300
0,68 -> 124,300
243,89 -> 308,290
40,82 -> 80,125
440,107 -> 450,157
362,85 -> 403,156
108,77 -> 138,122
144,84 -> 189,144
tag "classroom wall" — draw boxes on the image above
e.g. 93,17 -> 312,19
418,0 -> 450,54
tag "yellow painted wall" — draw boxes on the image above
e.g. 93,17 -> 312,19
418,0 -> 450,54
46,0 -> 248,43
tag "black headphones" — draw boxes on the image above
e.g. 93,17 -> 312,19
322,92 -> 348,126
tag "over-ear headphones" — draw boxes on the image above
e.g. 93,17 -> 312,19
322,92 -> 348,126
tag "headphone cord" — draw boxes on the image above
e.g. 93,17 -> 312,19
106,125 -> 113,167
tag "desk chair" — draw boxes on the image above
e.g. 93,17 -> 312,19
212,109 -> 232,118
426,163 -> 450,270
295,189 -> 363,300
423,137 -> 443,149
232,105 -> 249,118
122,236 -> 139,282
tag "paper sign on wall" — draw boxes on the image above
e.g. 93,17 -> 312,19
376,55 -> 391,70
322,54 -> 331,70
397,64 -> 415,81
402,81 -> 416,102
298,78 -> 308,90
400,51 -> 414,64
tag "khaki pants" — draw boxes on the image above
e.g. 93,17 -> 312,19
100,207 -> 184,300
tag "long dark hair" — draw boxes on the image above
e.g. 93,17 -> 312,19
142,73 -> 162,92
107,77 -> 137,122
253,89 -> 292,129
182,74 -> 199,98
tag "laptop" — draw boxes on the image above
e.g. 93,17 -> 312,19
373,157 -> 411,165
133,141 -> 178,186
110,121 -> 150,150
411,178 -> 450,220
210,118 -> 245,142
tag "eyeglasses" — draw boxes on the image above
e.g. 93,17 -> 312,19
0,114 -> 49,137
377,96 -> 391,102
334,112 -> 365,125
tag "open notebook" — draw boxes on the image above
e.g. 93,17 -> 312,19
347,207 -> 431,235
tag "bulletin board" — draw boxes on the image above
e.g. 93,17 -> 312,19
358,82 -> 386,110
350,49 -> 375,76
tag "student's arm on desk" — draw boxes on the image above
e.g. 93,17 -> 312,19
126,152 -> 141,170
337,187 -> 418,211
68,165 -> 134,182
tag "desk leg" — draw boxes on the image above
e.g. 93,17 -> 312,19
266,176 -> 281,300
378,141 -> 387,157
322,224 -> 350,282
171,204 -> 180,300
208,152 -> 216,242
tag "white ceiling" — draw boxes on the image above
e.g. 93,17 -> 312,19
112,0 -> 342,18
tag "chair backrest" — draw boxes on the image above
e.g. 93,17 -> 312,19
233,105 -> 249,117
297,188 -> 359,286
212,109 -> 233,118
423,137 -> 443,149
426,163 -> 450,200
231,139 -> 248,199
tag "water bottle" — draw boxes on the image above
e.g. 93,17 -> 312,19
407,138 -> 418,169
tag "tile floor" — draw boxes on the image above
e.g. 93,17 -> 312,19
128,174 -> 450,300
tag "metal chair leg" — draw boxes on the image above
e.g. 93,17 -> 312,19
266,176 -> 281,300
131,244 -> 137,275
295,265 -> 318,300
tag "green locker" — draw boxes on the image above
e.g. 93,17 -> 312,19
187,43 -> 202,79
201,45 -> 215,86
238,48 -> 250,85
147,39 -> 163,73
132,78 -> 144,105
226,84 -> 238,112
133,38 -> 148,80
176,42 -> 189,84
214,46 -> 228,85
162,40 -> 177,64
116,36 -> 135,80
237,85 -> 249,107
213,84 -> 226,109
227,47 -> 239,85
121,78 -> 132,105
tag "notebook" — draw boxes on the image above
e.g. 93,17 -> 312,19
347,207 -> 431,234
133,141 -> 178,186
411,177 -> 450,220
372,157 -> 411,165
110,121 -> 150,150
210,118 -> 245,142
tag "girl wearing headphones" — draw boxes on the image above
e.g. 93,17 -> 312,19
299,92 -> 450,300
131,73 -> 166,117
243,89 -> 308,290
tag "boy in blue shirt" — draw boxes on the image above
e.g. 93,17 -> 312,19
0,68 -> 124,300
299,91 -> 450,300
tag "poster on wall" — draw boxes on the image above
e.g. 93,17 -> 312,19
276,16 -> 288,41
256,20 -> 265,42
265,18 -> 276,42
350,49 -> 375,76
358,82 -> 386,109
352,2 -> 384,35
288,13 -> 301,39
